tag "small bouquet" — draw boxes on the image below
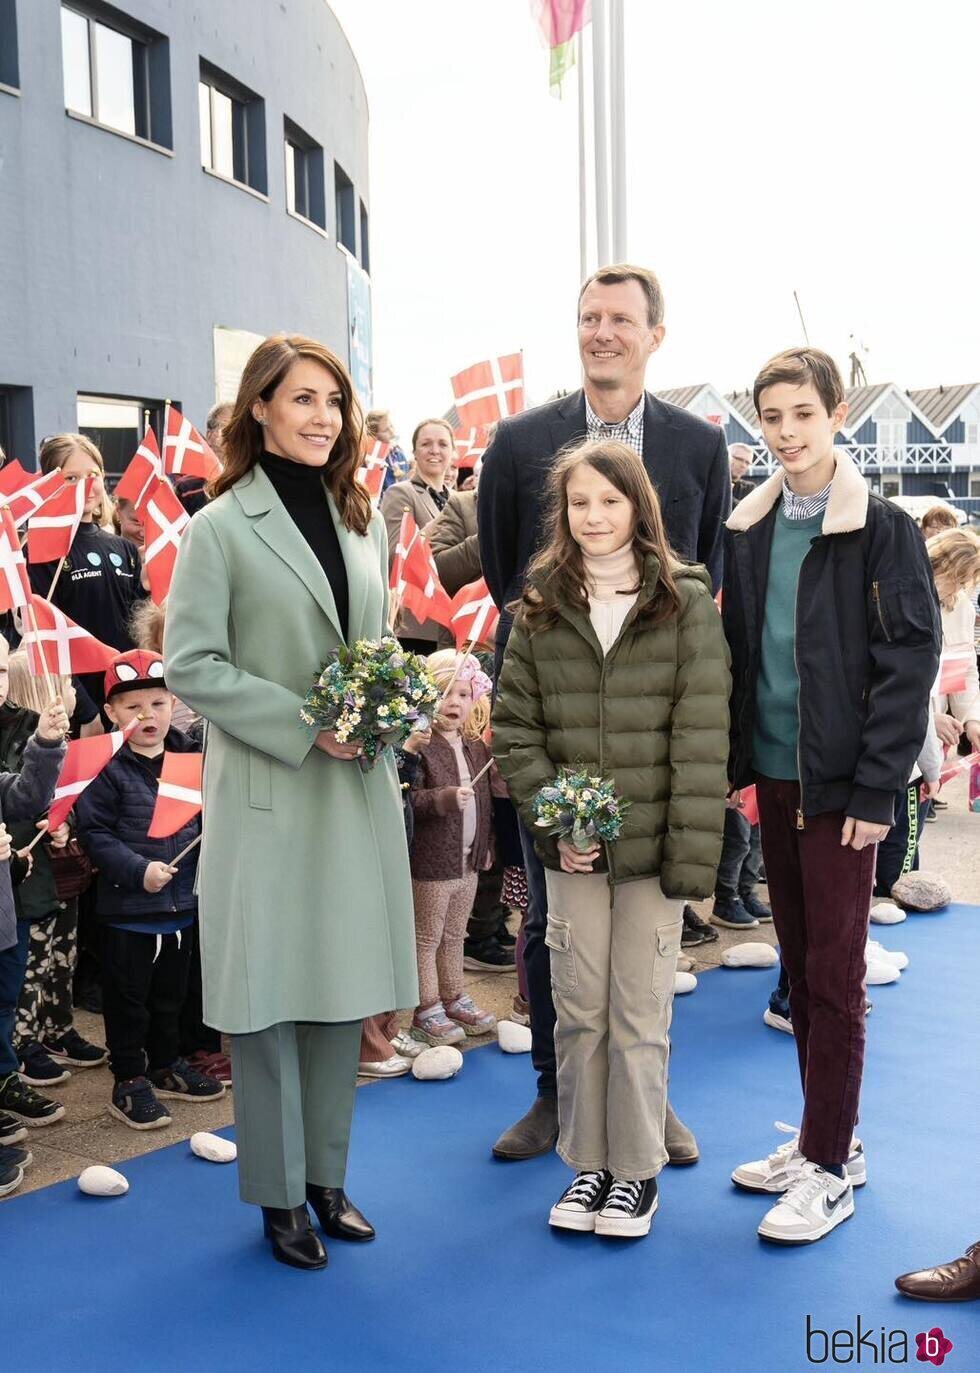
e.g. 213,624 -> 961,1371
531,766 -> 629,852
300,636 -> 440,770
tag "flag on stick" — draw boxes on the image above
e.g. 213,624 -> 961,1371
0,460 -> 35,497
4,471 -> 67,528
390,511 -> 420,594
401,535 -> 453,627
115,427 -> 164,515
357,437 -> 390,505
26,478 -> 85,564
938,653 -> 972,697
163,406 -> 220,481
0,508 -> 32,612
48,720 -> 139,830
737,785 -> 760,826
142,480 -> 190,605
451,354 -> 525,429
148,753 -> 203,838
449,578 -> 500,649
530,0 -> 592,92
23,594 -> 117,677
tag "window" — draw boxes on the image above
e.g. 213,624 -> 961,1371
359,199 -> 370,273
876,419 -> 907,453
880,476 -> 902,498
970,474 -> 980,497
0,385 -> 35,464
199,63 -> 267,195
77,394 -> 163,478
335,162 -> 356,254
60,4 -> 171,147
284,118 -> 326,229
0,0 -> 19,91
965,421 -> 980,447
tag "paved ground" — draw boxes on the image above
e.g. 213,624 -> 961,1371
9,771 -> 975,1198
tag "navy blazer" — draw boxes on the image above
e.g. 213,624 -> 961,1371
477,390 -> 730,648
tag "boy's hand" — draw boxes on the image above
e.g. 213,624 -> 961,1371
453,785 -> 475,811
403,727 -> 432,755
840,816 -> 889,851
934,711 -> 963,748
143,861 -> 178,893
45,820 -> 70,849
726,789 -> 742,810
558,836 -> 600,873
0,824 -> 11,863
37,697 -> 70,741
922,779 -> 942,801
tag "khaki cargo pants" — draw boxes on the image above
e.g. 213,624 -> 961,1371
544,871 -> 683,1181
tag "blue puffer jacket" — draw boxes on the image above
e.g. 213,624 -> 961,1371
74,729 -> 200,924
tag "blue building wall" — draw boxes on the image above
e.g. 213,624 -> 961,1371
942,418 -> 965,443
907,416 -> 934,444
0,0 -> 368,460
724,416 -> 756,445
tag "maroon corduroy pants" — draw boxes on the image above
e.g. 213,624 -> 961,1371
755,777 -> 877,1166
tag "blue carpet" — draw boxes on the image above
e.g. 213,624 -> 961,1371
3,906 -> 978,1372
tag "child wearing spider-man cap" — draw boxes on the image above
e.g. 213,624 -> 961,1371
74,649 -> 223,1131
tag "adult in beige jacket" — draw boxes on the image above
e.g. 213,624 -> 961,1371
379,417 -> 455,653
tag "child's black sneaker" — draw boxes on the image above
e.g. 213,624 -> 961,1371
0,1073 -> 66,1126
0,1152 -> 24,1197
739,891 -> 773,922
0,1142 -> 33,1173
594,1176 -> 659,1238
41,1028 -> 108,1068
18,1040 -> 71,1086
109,1077 -> 172,1131
462,937 -> 515,972
148,1059 -> 225,1101
0,1110 -> 28,1145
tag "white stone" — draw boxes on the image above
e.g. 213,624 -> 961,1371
866,940 -> 909,971
673,971 -> 697,994
497,1020 -> 533,1054
721,942 -> 779,969
190,1132 -> 237,1163
411,1045 -> 464,1080
78,1165 -> 128,1196
870,902 -> 907,925
865,958 -> 901,986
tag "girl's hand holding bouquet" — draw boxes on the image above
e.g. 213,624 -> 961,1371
531,766 -> 628,876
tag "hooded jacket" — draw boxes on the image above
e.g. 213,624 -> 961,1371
492,558 -> 730,899
722,448 -> 942,825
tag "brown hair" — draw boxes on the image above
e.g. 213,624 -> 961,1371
130,598 -> 167,654
753,347 -> 845,418
38,432 -> 113,528
926,527 -> 980,602
209,334 -> 371,535
365,409 -> 390,437
411,417 -> 455,452
518,438 -> 681,633
920,504 -> 958,535
577,263 -> 665,328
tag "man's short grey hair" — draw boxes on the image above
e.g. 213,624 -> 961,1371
206,401 -> 233,432
728,443 -> 753,461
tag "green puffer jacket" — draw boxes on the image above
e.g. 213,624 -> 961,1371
493,558 -> 731,899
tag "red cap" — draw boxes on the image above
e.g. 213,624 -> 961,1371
104,649 -> 167,702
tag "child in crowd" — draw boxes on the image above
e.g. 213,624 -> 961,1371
928,528 -> 980,757
409,651 -> 497,1047
0,644 -> 69,1181
4,655 -> 107,1086
723,348 -> 940,1245
73,650 -> 223,1130
494,438 -> 730,1239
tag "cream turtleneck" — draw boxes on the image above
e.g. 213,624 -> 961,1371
582,543 -> 640,653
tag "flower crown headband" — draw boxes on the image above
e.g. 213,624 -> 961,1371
453,656 -> 492,703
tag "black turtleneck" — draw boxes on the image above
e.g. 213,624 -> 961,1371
259,452 -> 349,640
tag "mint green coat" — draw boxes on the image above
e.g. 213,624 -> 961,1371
163,465 -> 419,1034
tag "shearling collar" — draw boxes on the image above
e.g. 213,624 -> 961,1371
726,446 -> 869,536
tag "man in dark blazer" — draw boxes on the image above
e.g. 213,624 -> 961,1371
479,263 -> 730,1163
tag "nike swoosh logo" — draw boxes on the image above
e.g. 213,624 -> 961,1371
820,1190 -> 849,1218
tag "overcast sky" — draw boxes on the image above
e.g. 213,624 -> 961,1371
329,0 -> 980,436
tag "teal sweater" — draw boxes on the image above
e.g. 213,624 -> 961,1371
751,509 -> 822,779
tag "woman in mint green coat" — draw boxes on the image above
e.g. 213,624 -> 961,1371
164,335 -> 418,1271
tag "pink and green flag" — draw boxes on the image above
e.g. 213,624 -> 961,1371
530,0 -> 592,93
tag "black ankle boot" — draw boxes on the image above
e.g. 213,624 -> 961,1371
305,1186 -> 376,1242
261,1205 -> 328,1269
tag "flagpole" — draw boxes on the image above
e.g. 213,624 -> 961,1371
45,554 -> 68,603
172,833 -> 202,866
592,0 -> 610,266
24,599 -> 57,702
609,0 -> 627,260
20,821 -> 50,856
468,755 -> 495,788
439,641 -> 473,703
577,29 -> 588,281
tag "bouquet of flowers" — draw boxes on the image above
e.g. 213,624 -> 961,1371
300,636 -> 440,770
531,766 -> 629,852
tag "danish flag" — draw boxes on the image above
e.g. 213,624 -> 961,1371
4,470 -> 67,528
737,785 -> 760,827
23,595 -> 117,677
0,508 -> 32,613
400,536 -> 453,628
453,426 -> 492,464
47,720 -> 140,830
357,438 -> 390,505
449,578 -> 500,649
27,478 -> 86,563
450,353 -> 524,429
142,479 -> 190,605
390,511 -> 421,594
0,460 -> 35,497
163,407 -> 220,481
937,652 -> 972,697
148,753 -> 203,838
115,427 -> 164,515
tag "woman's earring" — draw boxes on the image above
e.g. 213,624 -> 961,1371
257,418 -> 267,426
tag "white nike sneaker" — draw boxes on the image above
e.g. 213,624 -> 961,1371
866,939 -> 909,971
757,1162 -> 854,1244
732,1121 -> 867,1193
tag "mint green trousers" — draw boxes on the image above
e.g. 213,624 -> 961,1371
228,1020 -> 362,1208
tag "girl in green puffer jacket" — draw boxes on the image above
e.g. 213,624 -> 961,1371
493,438 -> 730,1241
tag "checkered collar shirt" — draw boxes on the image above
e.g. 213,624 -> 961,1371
781,477 -> 833,521
585,393 -> 645,458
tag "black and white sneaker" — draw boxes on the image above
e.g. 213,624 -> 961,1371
549,1170 -> 611,1232
0,1110 -> 28,1146
594,1176 -> 659,1238
0,1143 -> 33,1173
0,1073 -> 66,1126
757,1162 -> 854,1244
109,1077 -> 172,1131
18,1041 -> 71,1086
0,1155 -> 24,1197
149,1059 -> 225,1101
41,1028 -> 108,1068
